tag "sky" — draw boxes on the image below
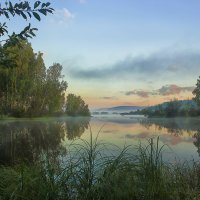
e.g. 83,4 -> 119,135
8,0 -> 200,108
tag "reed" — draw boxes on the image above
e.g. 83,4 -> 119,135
0,135 -> 199,200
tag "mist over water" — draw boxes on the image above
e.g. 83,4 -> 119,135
0,115 -> 200,166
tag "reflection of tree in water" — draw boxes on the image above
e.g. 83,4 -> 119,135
165,126 -> 184,136
0,117 -> 90,166
64,117 -> 90,140
193,130 -> 200,157
140,119 -> 193,136
0,122 -> 66,166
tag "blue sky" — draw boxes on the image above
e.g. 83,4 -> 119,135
32,0 -> 200,65
8,0 -> 200,108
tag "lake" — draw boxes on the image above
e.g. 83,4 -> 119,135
0,114 -> 200,166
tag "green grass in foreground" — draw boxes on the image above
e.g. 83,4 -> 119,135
0,136 -> 200,200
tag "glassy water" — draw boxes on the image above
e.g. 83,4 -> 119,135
0,115 -> 200,166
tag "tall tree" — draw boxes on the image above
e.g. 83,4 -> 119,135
193,76 -> 200,106
40,63 -> 68,115
0,40 -> 68,117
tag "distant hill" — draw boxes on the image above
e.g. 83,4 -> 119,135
95,106 -> 145,113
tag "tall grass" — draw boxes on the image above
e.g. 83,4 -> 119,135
0,134 -> 200,200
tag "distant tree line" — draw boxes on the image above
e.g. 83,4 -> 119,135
0,40 -> 90,117
126,99 -> 200,118
141,99 -> 200,118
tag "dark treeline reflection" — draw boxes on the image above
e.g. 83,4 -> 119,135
193,130 -> 200,157
64,117 -> 90,140
0,117 -> 90,166
139,118 -> 200,136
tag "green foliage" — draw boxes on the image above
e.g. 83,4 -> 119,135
0,1 -> 54,43
164,99 -> 179,117
0,137 -> 200,200
193,76 -> 200,106
0,40 -> 68,117
0,39 -> 91,118
66,94 -> 91,116
133,99 -> 200,118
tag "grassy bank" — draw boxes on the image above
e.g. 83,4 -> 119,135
0,115 -> 91,122
0,137 -> 199,200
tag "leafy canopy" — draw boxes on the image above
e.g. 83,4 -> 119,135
66,94 -> 91,116
0,1 -> 54,43
0,40 -> 68,117
193,76 -> 200,106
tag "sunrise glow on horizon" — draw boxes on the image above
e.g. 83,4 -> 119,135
8,0 -> 200,108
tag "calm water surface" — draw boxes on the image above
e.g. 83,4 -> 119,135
1,114 -> 200,165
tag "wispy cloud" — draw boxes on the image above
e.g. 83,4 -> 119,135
62,8 -> 75,19
50,8 -> 75,25
79,0 -> 87,4
100,96 -> 118,100
124,84 -> 195,98
67,51 -> 200,80
125,90 -> 151,98
158,85 -> 195,96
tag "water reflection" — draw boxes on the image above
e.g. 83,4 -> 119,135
193,130 -> 200,157
64,117 -> 90,140
0,117 -> 90,166
139,117 -> 200,159
139,118 -> 198,136
1,115 -> 200,165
